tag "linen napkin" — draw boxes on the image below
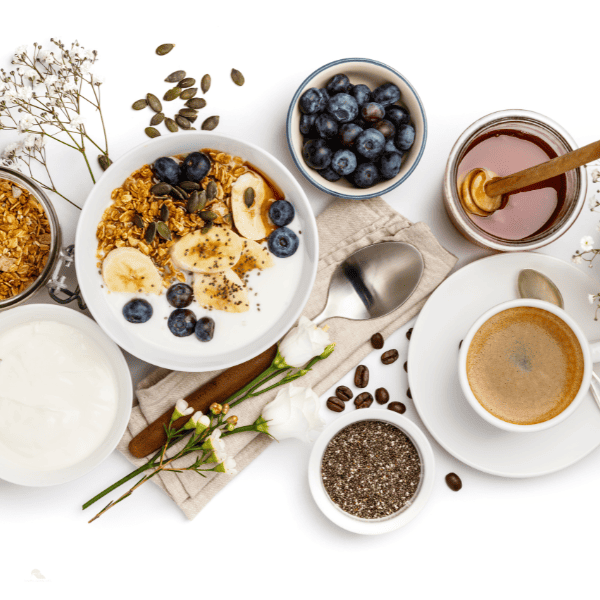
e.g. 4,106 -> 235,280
117,197 -> 457,519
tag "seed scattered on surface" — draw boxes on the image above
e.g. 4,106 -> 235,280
445,473 -> 462,492
173,186 -> 189,199
244,187 -> 255,208
163,87 -> 181,102
151,182 -> 172,195
156,221 -> 172,241
223,213 -> 233,224
388,401 -> 406,414
98,155 -> 111,171
145,127 -> 160,138
160,204 -> 170,222
132,214 -> 144,229
201,222 -> 213,234
187,190 -> 200,213
199,210 -> 217,221
179,77 -> 196,88
354,364 -> 369,388
375,387 -> 389,404
156,43 -> 175,56
146,93 -> 162,112
144,222 -> 157,243
354,392 -> 373,409
186,98 -> 206,109
169,186 -> 185,200
180,181 -> 200,192
230,68 -> 245,86
180,88 -> 197,100
202,116 -> 219,131
459,339 -> 463,349
326,396 -> 345,412
165,117 -> 179,132
132,99 -> 147,110
165,70 -> 185,83
150,112 -> 165,126
407,388 -> 412,399
335,385 -> 353,402
201,74 -> 211,93
175,115 -> 192,130
178,108 -> 198,118
371,332 -> 384,349
406,327 -> 413,340
381,349 -> 399,365
206,180 -> 218,200
403,360 -> 408,371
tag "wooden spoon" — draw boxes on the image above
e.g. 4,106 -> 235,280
460,139 -> 600,216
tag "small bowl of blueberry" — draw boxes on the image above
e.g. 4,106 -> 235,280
286,58 -> 427,200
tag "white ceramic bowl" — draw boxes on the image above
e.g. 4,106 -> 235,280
308,409 -> 435,534
287,58 -> 427,200
75,132 -> 319,371
0,304 -> 132,486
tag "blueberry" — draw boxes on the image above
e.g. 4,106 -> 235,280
182,152 -> 211,182
372,83 -> 401,107
355,129 -> 386,160
351,84 -> 372,107
315,113 -> 338,139
268,227 -> 299,258
320,167 -> 342,182
318,88 -> 330,104
396,124 -> 416,151
123,299 -> 153,324
153,157 -> 181,186
269,200 -> 295,226
168,309 -> 197,337
195,316 -> 215,342
373,119 -> 396,139
339,123 -> 363,148
386,105 -> 411,127
384,138 -> 403,154
353,163 -> 380,188
299,87 -> 327,114
353,117 -> 369,129
327,93 -> 359,123
302,139 -> 332,170
331,149 -> 357,177
379,152 -> 404,180
166,283 -> 193,308
299,113 -> 317,136
361,102 -> 386,123
326,73 -> 352,95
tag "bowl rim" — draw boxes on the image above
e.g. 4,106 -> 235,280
75,131 -> 319,371
286,57 -> 428,200
308,408 -> 435,535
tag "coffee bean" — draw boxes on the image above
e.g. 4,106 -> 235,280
381,349 -> 399,365
406,327 -> 413,340
403,360 -> 408,371
336,385 -> 353,402
407,388 -> 412,399
375,387 -> 389,405
326,396 -> 345,412
459,339 -> 463,349
445,473 -> 462,492
354,365 -> 369,388
355,392 -> 373,409
388,401 -> 406,414
371,332 -> 384,349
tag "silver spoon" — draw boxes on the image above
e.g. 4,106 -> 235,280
312,241 -> 424,326
517,268 -> 600,409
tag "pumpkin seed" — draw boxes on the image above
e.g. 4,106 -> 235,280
180,181 -> 200,191
179,77 -> 196,88
146,93 -> 162,113
156,43 -> 175,56
201,222 -> 213,234
133,214 -> 144,229
145,127 -> 161,138
150,112 -> 165,126
187,191 -> 200,213
163,87 -> 181,101
178,108 -> 198,118
186,98 -> 206,109
223,213 -> 233,225
201,74 -> 211,93
244,187 -> 255,208
151,182 -> 172,196
174,186 -> 189,199
165,70 -> 185,83
199,210 -> 218,221
180,87 -> 197,100
197,190 -> 207,211
231,69 -> 245,86
175,115 -> 191,130
156,221 -> 172,241
98,155 -> 112,171
201,116 -> 219,131
206,180 -> 218,200
145,222 -> 157,243
170,186 -> 186,200
160,204 -> 170,222
132,99 -> 148,110
165,117 -> 179,132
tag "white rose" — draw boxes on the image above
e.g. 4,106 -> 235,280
277,316 -> 331,368
261,383 -> 324,443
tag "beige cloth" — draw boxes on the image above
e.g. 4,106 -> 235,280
117,197 -> 457,519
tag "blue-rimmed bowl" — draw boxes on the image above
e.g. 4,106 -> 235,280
286,58 -> 427,200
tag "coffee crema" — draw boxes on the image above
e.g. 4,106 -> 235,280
466,307 -> 584,425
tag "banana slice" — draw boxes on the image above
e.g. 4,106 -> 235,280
102,247 -> 163,294
231,172 -> 277,240
170,226 -> 243,273
193,269 -> 249,313
233,239 -> 274,279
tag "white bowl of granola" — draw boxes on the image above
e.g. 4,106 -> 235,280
75,132 -> 318,371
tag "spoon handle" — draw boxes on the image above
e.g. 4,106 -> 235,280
485,139 -> 600,198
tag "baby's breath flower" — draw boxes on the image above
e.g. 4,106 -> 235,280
589,294 -> 596,305
14,45 -> 28,57
581,236 -> 595,252
18,114 -> 35,133
24,68 -> 39,82
70,114 -> 85,130
572,254 -> 583,265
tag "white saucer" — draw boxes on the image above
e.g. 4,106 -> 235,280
408,252 -> 600,478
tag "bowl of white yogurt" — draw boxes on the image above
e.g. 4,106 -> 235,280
75,132 -> 319,371
0,304 -> 132,486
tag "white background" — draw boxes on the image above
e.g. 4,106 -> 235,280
1,1 -> 600,597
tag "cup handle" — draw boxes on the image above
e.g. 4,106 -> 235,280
589,340 -> 600,363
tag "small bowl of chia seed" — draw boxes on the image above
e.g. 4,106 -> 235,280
308,409 -> 435,534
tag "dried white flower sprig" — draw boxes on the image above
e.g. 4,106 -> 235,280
0,39 -> 110,209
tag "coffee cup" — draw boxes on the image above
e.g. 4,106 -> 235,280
458,299 -> 599,433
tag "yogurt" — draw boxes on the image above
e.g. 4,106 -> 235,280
0,321 -> 118,471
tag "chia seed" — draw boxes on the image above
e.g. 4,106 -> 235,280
321,420 -> 421,519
